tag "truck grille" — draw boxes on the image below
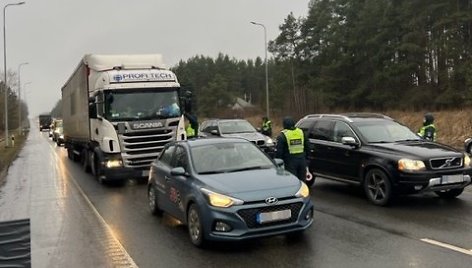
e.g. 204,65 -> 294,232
119,128 -> 175,168
430,157 -> 463,169
237,202 -> 303,229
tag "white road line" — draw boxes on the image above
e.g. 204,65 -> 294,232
421,238 -> 472,256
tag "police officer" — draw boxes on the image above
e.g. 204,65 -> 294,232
276,116 -> 309,182
184,112 -> 198,139
418,112 -> 436,141
261,116 -> 272,137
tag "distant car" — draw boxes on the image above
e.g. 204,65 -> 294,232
50,119 -> 63,142
199,119 -> 275,157
53,126 -> 64,146
147,138 -> 313,247
296,113 -> 472,206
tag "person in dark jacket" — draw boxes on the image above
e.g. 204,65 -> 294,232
418,112 -> 436,141
275,116 -> 309,182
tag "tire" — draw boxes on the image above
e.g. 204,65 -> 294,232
91,153 -> 104,184
148,185 -> 163,216
81,150 -> 91,173
435,188 -> 464,199
187,204 -> 206,247
363,168 -> 393,206
67,148 -> 74,160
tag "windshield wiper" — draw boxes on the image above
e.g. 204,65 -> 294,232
226,165 -> 271,173
395,139 -> 422,142
370,141 -> 392,144
198,170 -> 225,175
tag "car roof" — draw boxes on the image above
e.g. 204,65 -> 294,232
202,118 -> 249,123
179,137 -> 250,148
300,113 -> 393,123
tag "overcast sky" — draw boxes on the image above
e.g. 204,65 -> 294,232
6,0 -> 310,116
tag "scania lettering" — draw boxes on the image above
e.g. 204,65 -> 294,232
62,54 -> 187,183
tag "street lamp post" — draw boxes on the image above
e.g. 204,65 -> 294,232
18,62 -> 28,135
3,1 -> 26,147
250,21 -> 269,119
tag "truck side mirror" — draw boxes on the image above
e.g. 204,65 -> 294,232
89,102 -> 97,119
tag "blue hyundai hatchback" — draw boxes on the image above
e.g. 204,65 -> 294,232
147,138 -> 313,247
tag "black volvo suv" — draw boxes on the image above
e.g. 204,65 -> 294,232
296,113 -> 472,206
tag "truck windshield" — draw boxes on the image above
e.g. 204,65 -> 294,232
104,89 -> 181,121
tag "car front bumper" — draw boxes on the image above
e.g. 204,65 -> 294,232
396,169 -> 472,193
199,197 -> 314,242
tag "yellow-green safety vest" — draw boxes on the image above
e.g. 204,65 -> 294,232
262,120 -> 272,131
186,125 -> 196,137
282,128 -> 304,154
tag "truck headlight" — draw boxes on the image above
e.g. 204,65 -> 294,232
295,182 -> 310,198
464,154 -> 471,167
105,159 -> 123,168
398,159 -> 426,171
201,188 -> 243,208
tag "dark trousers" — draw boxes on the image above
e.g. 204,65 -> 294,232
285,157 -> 307,182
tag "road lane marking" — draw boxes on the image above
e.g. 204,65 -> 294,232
421,238 -> 472,256
50,142 -> 138,268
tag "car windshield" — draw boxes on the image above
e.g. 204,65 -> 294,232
103,89 -> 181,121
219,120 -> 256,134
354,120 -> 421,143
190,141 -> 274,174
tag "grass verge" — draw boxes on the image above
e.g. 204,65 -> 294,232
0,132 -> 28,183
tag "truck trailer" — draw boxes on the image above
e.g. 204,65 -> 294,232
39,114 -> 52,131
62,54 -> 186,183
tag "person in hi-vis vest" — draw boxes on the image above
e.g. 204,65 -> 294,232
417,112 -> 436,142
275,116 -> 310,182
184,112 -> 198,139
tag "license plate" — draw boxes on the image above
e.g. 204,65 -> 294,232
441,174 -> 463,184
257,209 -> 291,224
142,170 -> 150,177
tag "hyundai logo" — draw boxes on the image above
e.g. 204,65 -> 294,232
265,197 -> 278,205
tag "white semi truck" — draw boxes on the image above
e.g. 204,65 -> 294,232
62,54 -> 187,183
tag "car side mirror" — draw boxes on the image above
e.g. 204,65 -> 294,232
341,137 -> 359,147
170,167 -> 188,177
274,158 -> 284,167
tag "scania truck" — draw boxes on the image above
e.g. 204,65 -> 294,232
62,54 -> 187,183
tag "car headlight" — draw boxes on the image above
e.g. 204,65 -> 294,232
398,158 -> 426,171
201,188 -> 243,208
464,154 -> 471,167
59,134 -> 64,139
295,182 -> 310,198
266,138 -> 274,145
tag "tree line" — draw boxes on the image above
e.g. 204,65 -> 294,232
174,0 -> 472,118
0,71 -> 29,133
48,0 -> 472,119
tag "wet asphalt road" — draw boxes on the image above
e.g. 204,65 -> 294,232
1,125 -> 472,267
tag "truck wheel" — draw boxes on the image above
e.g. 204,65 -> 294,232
81,150 -> 91,173
91,153 -> 104,183
67,148 -> 75,161
435,188 -> 464,199
363,168 -> 393,206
